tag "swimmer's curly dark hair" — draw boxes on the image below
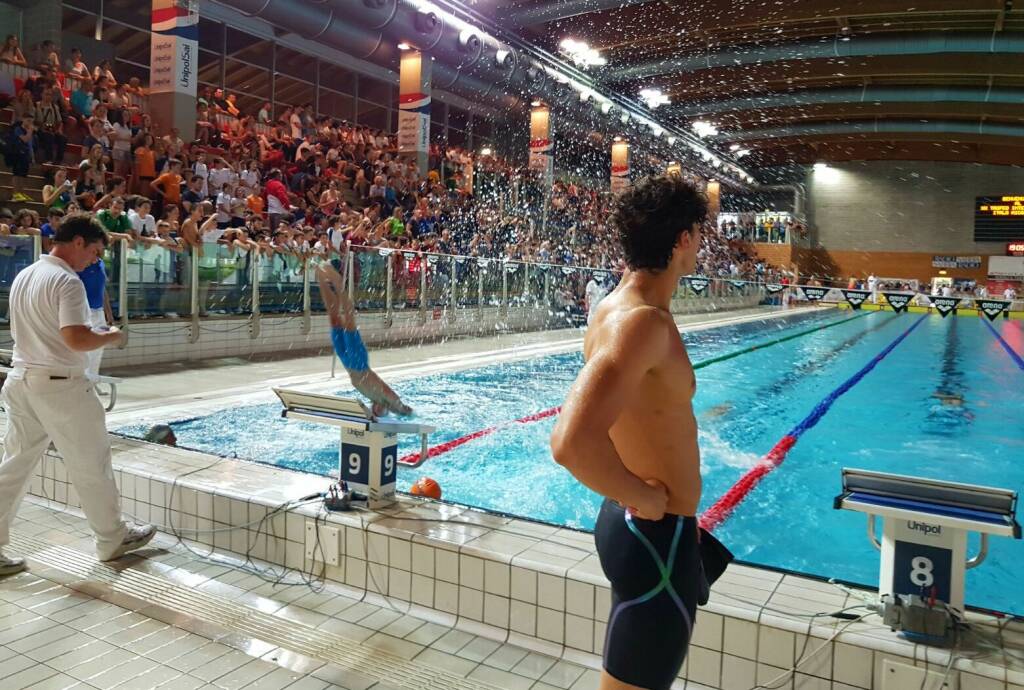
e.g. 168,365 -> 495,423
612,175 -> 708,271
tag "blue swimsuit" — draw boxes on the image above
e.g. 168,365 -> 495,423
331,326 -> 369,372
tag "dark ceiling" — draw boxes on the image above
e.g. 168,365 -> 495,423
489,0 -> 1024,167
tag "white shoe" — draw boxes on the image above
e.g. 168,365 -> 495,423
0,553 -> 26,576
99,524 -> 156,562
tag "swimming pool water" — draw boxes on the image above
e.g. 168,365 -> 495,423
118,310 -> 1024,614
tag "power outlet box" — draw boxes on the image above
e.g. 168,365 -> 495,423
305,521 -> 341,566
881,659 -> 958,690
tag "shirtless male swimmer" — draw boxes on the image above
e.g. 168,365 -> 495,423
551,175 -> 714,690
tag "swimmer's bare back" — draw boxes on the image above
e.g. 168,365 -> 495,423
552,279 -> 702,518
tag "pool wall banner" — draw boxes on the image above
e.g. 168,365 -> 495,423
801,286 -> 830,301
687,276 -> 709,295
841,289 -> 871,309
883,292 -> 912,313
977,299 -> 1011,321
930,296 -> 962,318
765,283 -> 785,294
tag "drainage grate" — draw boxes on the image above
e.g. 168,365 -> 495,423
11,532 -> 502,690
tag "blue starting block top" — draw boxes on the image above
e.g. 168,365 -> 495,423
834,468 -> 1020,539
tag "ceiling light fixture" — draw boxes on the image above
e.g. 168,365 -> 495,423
638,88 -> 670,109
397,42 -> 411,50
691,120 -> 718,138
559,38 -> 606,69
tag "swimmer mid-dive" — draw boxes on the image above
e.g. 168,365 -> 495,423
317,258 -> 412,418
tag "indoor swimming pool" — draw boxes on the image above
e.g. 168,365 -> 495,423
118,309 -> 1024,614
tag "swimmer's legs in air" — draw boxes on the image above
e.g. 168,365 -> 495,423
317,261 -> 412,417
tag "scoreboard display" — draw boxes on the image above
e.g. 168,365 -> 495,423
975,196 -> 1024,242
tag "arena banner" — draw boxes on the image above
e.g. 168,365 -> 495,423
930,296 -> 962,318
561,266 -> 576,275
729,279 -> 747,290
378,248 -> 393,257
765,283 -> 785,294
687,276 -> 709,295
883,292 -> 912,313
150,0 -> 198,97
477,258 -> 490,269
403,251 -> 416,260
505,262 -> 518,273
594,272 -> 608,281
426,254 -> 439,265
801,286 -> 830,301
977,299 -> 1011,321
841,289 -> 871,310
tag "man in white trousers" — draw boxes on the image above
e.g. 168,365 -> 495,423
0,213 -> 156,576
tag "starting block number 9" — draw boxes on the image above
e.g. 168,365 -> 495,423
380,445 -> 398,485
341,443 -> 370,484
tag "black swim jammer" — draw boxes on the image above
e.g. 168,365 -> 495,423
595,498 -> 701,690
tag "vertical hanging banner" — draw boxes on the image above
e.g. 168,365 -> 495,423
930,296 -> 962,318
687,276 -> 710,295
977,299 -> 1011,321
883,292 -> 912,313
528,105 -> 553,188
398,50 -> 431,176
150,0 -> 198,97
841,289 -> 871,310
801,286 -> 830,301
611,140 -> 630,195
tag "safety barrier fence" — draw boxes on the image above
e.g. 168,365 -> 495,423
0,238 -> 772,341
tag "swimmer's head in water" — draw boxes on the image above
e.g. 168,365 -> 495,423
612,175 -> 708,274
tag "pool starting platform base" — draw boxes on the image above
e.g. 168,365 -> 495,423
835,468 -> 1020,643
274,388 -> 435,509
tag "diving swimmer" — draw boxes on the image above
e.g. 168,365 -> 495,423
317,255 -> 412,417
551,175 -> 731,690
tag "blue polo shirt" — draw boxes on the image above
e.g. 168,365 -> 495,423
77,259 -> 106,310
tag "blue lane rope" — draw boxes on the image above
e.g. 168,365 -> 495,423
787,313 -> 929,440
981,318 -> 1024,371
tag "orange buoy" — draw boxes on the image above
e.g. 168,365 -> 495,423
410,477 -> 442,500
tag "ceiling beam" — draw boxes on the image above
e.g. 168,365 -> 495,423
605,31 -> 1024,81
716,119 -> 1024,143
498,0 -> 655,27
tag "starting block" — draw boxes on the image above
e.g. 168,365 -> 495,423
274,388 -> 434,508
835,468 -> 1020,613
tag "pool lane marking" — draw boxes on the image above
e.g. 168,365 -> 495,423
698,313 -> 928,533
398,310 -> 871,466
981,318 -> 1024,371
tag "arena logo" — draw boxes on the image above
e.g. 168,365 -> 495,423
687,277 -> 709,295
562,267 -> 576,275
729,279 -> 747,289
801,286 -> 829,301
426,255 -> 439,265
377,248 -> 393,257
477,258 -> 490,269
841,289 -> 871,310
765,283 -> 785,294
505,263 -> 518,273
883,292 -> 912,313
977,299 -> 1011,322
403,251 -> 416,260
930,296 -> 962,318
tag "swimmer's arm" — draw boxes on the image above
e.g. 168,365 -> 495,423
551,308 -> 670,510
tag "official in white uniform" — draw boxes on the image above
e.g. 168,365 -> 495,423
0,214 -> 156,576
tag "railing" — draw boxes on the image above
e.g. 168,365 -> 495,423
2,238 -> 774,342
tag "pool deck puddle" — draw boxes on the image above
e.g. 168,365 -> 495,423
4,307 -> 1024,689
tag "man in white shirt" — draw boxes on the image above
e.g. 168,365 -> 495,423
0,214 -> 156,576
128,199 -> 157,237
215,182 -> 233,229
1005,286 -> 1018,301
867,273 -> 878,304
941,284 -> 953,297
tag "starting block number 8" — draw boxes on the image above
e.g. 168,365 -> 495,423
910,556 -> 934,588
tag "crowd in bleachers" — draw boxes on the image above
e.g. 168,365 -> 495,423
2,37 -> 777,290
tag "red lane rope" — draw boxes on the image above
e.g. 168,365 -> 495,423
698,313 -> 927,532
398,406 -> 561,465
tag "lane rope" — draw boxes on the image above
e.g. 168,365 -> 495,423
699,313 -> 928,532
399,311 -> 870,466
981,318 -> 1024,371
